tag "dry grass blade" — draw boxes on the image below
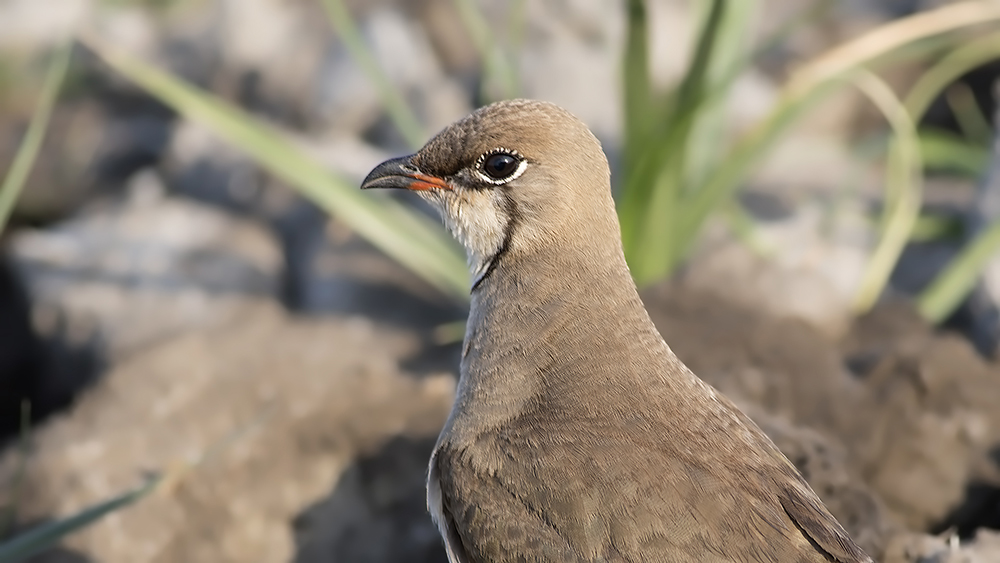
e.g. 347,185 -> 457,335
680,6 -> 998,274
789,1 -> 1000,96
82,34 -> 470,301
0,42 -> 72,232
904,30 -> 1000,120
852,71 -> 923,313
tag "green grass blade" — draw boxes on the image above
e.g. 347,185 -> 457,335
677,5 -> 1000,269
620,0 -> 727,282
0,477 -> 159,563
918,219 -> 1000,323
452,0 -> 519,101
909,213 -> 962,243
0,403 -> 31,540
621,0 -> 651,187
851,71 -> 923,314
945,82 -> 993,144
0,42 -> 72,232
0,405 -> 271,562
705,0 -> 830,124
677,77 -> 842,264
920,128 -> 991,176
904,31 -> 1000,121
321,0 -> 425,150
85,36 -> 470,300
684,0 -> 756,192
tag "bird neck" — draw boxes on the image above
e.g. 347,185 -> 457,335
443,241 -> 673,443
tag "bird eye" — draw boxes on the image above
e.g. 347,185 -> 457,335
481,152 -> 522,181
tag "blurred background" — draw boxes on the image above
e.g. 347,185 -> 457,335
2,0 -> 1000,561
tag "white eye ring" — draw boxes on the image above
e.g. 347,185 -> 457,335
474,149 -> 527,185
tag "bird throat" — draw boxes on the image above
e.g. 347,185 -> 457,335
431,189 -> 514,289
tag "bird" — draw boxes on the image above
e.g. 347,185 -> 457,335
361,99 -> 873,563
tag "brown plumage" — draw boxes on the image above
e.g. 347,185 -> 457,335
361,99 -> 873,563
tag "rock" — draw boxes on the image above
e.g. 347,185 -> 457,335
7,170 -> 283,358
0,301 -> 455,563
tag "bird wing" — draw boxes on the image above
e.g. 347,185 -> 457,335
433,409 -> 872,563
427,449 -> 472,563
777,474 -> 874,563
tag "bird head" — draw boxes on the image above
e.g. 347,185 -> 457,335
361,99 -> 619,286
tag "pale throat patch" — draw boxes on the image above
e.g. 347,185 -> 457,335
424,189 -> 509,284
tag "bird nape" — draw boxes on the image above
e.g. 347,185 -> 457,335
361,99 -> 874,563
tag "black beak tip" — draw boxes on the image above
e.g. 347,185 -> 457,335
360,155 -> 415,190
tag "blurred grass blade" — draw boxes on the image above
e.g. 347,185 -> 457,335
0,42 -> 72,232
684,0 -> 756,192
852,71 -> 923,314
909,213 -> 962,243
321,0 -> 425,150
679,5 -> 1000,270
945,82 -> 993,143
0,477 -> 158,563
918,219 -> 1000,322
0,406 -> 271,562
84,35 -> 470,300
920,128 -> 990,176
904,31 -> 1000,121
620,0 -> 727,282
622,0 -> 651,183
0,403 -> 31,540
789,1 -> 1000,96
452,0 -> 519,101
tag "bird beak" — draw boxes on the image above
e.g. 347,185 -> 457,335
360,155 -> 452,192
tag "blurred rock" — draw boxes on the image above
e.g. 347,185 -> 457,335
338,5 -> 471,145
1,93 -> 172,224
744,404 -> 901,558
682,195 -> 872,337
645,285 -> 1000,555
0,0 -> 92,53
292,435 -> 446,563
886,529 -> 1000,563
0,301 -> 455,563
515,0 -> 629,146
843,302 -> 1000,532
162,119 -> 462,323
8,170 -> 282,358
0,253 -> 44,438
